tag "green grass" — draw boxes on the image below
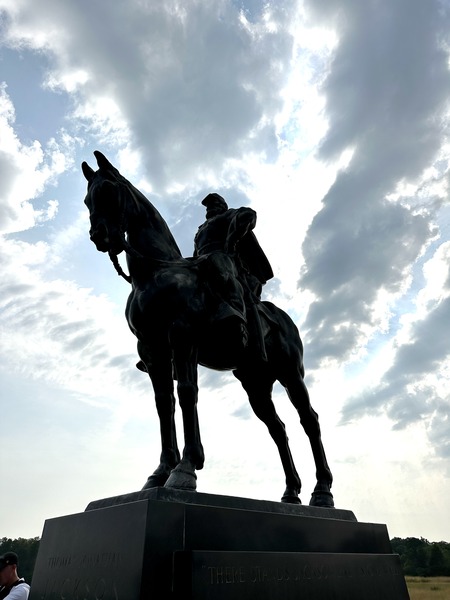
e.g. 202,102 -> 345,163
406,577 -> 450,600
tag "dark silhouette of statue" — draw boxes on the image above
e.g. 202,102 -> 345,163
194,193 -> 274,357
82,151 -> 334,507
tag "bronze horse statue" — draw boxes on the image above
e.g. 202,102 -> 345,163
82,151 -> 334,507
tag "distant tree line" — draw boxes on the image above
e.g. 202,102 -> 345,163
391,537 -> 450,576
2,535 -> 450,582
0,537 -> 40,584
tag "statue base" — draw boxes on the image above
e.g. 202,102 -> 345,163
30,488 -> 409,599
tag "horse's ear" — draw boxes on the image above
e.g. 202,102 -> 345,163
94,150 -> 115,171
82,161 -> 95,181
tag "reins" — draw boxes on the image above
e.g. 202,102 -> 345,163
109,246 -> 195,285
108,251 -> 132,284
105,183 -> 141,284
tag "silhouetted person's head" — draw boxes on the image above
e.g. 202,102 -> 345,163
201,193 -> 228,219
0,552 -> 20,587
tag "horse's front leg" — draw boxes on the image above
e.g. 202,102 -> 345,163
139,347 -> 181,490
164,324 -> 204,491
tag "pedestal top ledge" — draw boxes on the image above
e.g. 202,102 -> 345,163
85,487 -> 357,522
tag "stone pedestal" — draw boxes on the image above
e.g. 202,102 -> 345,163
30,488 -> 409,599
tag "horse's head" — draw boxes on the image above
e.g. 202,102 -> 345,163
83,151 -> 183,269
82,151 -> 127,255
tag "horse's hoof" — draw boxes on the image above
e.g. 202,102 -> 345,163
164,462 -> 197,491
141,465 -> 172,490
281,486 -> 302,504
281,494 -> 302,505
141,473 -> 168,490
309,490 -> 334,508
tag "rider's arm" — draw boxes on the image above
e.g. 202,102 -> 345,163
225,207 -> 256,253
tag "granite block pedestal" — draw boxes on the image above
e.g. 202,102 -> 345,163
30,488 -> 409,599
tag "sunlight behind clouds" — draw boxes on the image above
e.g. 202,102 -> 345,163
45,68 -> 90,93
0,0 -> 450,543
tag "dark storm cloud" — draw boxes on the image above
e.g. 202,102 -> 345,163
300,0 -> 450,365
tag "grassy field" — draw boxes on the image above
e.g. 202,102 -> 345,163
406,577 -> 450,599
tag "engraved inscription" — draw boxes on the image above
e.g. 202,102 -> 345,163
47,553 -> 121,570
205,564 -> 327,584
38,575 -> 119,599
203,561 -> 402,586
206,566 -> 246,584
37,552 -> 122,599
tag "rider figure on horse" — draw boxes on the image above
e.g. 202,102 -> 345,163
194,193 -> 274,356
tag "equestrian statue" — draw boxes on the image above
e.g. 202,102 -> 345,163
82,150 -> 334,507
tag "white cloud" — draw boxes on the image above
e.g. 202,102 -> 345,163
0,0 -> 450,543
299,0 -> 450,369
0,0 -> 303,191
0,84 -> 76,233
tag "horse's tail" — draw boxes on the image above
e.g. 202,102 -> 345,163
259,300 -> 305,377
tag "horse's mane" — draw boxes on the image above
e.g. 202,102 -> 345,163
98,165 -> 183,257
100,166 -> 151,215
93,166 -> 195,282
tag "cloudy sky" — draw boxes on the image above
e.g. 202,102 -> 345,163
1,0 -> 450,544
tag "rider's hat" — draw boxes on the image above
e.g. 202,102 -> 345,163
201,193 -> 228,211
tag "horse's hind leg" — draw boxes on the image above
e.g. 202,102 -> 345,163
234,369 -> 302,504
284,376 -> 334,507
